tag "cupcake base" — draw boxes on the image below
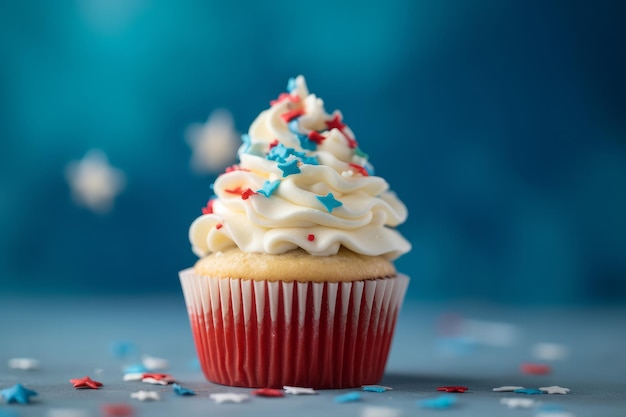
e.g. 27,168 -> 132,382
180,269 -> 409,389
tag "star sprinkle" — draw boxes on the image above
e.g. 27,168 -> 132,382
437,386 -> 469,393
142,377 -> 169,385
418,394 -> 457,409
141,373 -> 175,384
281,109 -> 305,123
500,397 -> 539,408
514,388 -> 544,395
493,386 -> 525,392
8,358 -> 40,370
283,386 -> 317,395
297,134 -> 317,151
172,383 -> 196,396
539,386 -> 570,395
209,393 -> 249,404
122,373 -> 144,382
65,150 -> 126,214
252,388 -> 284,397
362,385 -> 393,393
316,193 -> 342,213
186,109 -> 239,173
1,383 -> 38,404
326,113 -> 357,148
307,131 -> 326,145
521,363 -> 551,375
130,390 -> 160,401
201,199 -> 215,215
100,403 -> 134,417
360,406 -> 402,417
278,159 -> 301,177
241,188 -> 257,200
334,392 -> 362,403
142,355 -> 169,371
70,376 -> 103,389
262,182 -> 285,199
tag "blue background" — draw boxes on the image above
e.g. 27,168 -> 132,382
1,0 -> 625,305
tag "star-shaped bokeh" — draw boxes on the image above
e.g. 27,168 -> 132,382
65,150 -> 126,214
186,109 -> 239,173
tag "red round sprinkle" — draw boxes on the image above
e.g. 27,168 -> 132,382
520,363 -> 551,375
307,234 -> 315,241
252,388 -> 284,397
216,223 -> 223,230
101,403 -> 134,417
437,386 -> 468,393
281,108 -> 305,123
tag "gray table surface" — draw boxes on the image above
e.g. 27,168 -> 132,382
1,294 -> 625,416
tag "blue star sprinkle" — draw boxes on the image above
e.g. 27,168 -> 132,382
297,134 -> 317,151
241,134 -> 252,153
287,77 -> 297,92
362,385 -> 393,393
257,180 -> 280,197
267,144 -> 292,162
334,392 -> 361,403
173,383 -> 196,396
123,363 -> 149,374
1,384 -> 38,404
514,388 -> 544,395
316,193 -> 342,212
418,394 -> 457,409
300,155 -> 319,165
278,159 -> 301,177
288,119 -> 302,135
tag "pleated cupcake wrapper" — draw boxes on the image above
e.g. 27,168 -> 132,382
179,269 -> 409,388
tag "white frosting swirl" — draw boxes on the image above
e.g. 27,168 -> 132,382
190,76 -> 411,260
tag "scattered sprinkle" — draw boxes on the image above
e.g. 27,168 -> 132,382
500,397 -> 539,409
316,193 -> 343,213
348,163 -> 369,176
201,199 -> 214,215
437,386 -> 468,393
418,394 -> 457,409
141,373 -> 175,383
493,386 -> 525,392
100,403 -> 134,417
286,77 -> 297,93
281,109 -> 305,123
172,383 -> 196,396
514,388 -> 544,395
70,376 -> 103,389
225,164 -> 249,173
241,188 -> 256,200
521,363 -> 551,375
8,358 -> 40,371
268,139 -> 279,149
278,159 -> 301,177
307,234 -> 315,241
130,390 -> 160,401
362,385 -> 393,393
283,386 -> 317,395
308,131 -> 326,145
209,393 -> 249,404
257,180 -> 280,198
326,113 -> 356,148
252,388 -> 284,397
0,383 -> 38,404
142,377 -> 169,386
360,406 -> 402,417
334,392 -> 362,403
533,343 -> 569,361
539,386 -> 570,395
216,223 -> 223,230
141,355 -> 170,371
297,134 -> 317,151
123,373 -> 144,382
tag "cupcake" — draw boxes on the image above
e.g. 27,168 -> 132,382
179,76 -> 411,389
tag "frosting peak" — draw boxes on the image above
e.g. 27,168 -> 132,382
190,76 -> 411,260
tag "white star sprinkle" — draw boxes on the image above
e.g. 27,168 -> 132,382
123,373 -> 144,382
142,355 -> 169,371
283,386 -> 317,395
186,109 -> 239,173
492,386 -> 525,392
360,405 -> 402,417
8,358 -> 40,370
533,343 -> 569,361
209,393 -> 249,404
130,390 -> 160,401
539,386 -> 570,395
500,397 -> 539,408
65,150 -> 125,214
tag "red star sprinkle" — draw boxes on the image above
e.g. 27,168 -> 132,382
307,234 -> 315,241
201,199 -> 214,215
308,131 -> 326,145
142,373 -> 174,381
70,376 -> 103,389
326,114 -> 357,148
225,187 -> 243,195
225,164 -> 249,173
101,403 -> 134,417
281,108 -> 305,123
241,188 -> 257,200
437,386 -> 469,393
348,163 -> 369,176
270,93 -> 301,106
269,139 -> 280,149
252,388 -> 284,397
520,363 -> 551,375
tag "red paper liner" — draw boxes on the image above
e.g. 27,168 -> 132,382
179,270 -> 409,388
